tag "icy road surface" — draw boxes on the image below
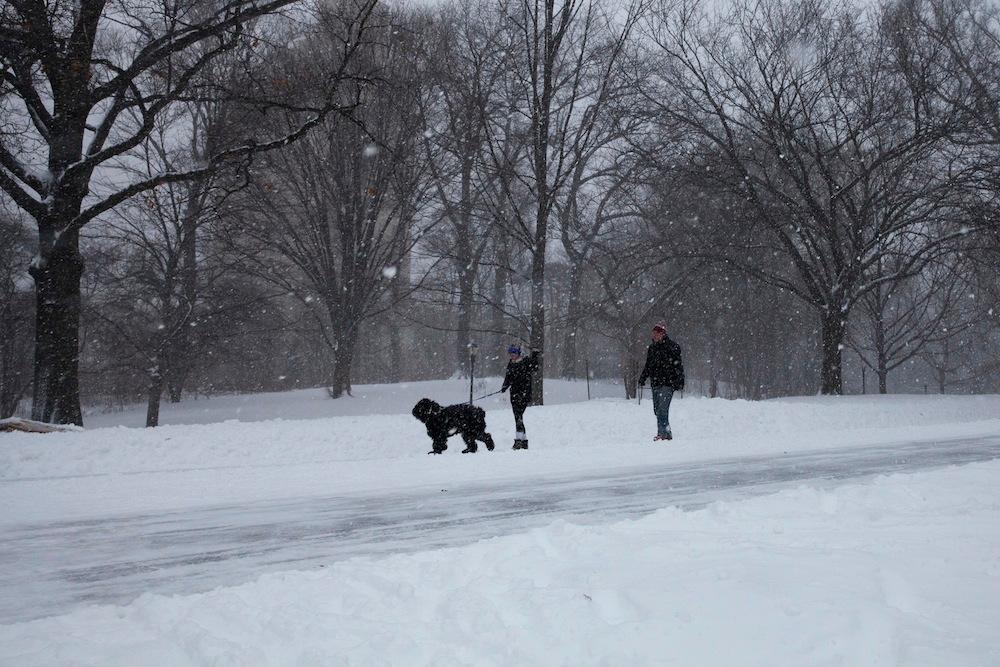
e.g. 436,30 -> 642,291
3,434 -> 999,624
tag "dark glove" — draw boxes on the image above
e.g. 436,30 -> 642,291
500,386 -> 508,393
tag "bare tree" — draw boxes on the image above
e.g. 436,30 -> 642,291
554,54 -> 647,379
0,0 -> 379,424
90,113 -> 266,426
645,0 -> 967,394
418,2 -> 512,375
487,0 -> 644,403
848,256 -> 967,393
584,203 -> 700,397
906,0 -> 1000,148
229,13 -> 433,398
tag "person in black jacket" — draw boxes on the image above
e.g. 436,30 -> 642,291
500,344 -> 538,450
412,398 -> 495,454
637,323 -> 684,441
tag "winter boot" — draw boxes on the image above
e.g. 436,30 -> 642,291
513,438 -> 528,450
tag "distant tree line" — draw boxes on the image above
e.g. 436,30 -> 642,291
2,0 -> 998,424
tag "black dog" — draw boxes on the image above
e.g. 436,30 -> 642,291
412,398 -> 495,455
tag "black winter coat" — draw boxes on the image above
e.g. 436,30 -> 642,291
501,352 -> 539,403
638,337 -> 685,390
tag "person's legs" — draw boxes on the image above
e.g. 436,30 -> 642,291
650,385 -> 663,437
651,386 -> 674,438
512,396 -> 528,449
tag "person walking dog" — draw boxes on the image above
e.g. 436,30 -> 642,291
500,344 -> 539,450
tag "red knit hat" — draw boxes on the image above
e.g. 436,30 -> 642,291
652,323 -> 667,333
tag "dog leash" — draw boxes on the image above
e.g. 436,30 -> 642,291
471,389 -> 504,403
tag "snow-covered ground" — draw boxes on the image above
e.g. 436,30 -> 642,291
3,381 -> 1000,664
3,462 -> 1000,665
4,383 -> 1000,524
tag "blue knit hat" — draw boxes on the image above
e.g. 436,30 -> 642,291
507,344 -> 522,355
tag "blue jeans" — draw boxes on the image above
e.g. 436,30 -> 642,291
651,385 -> 674,437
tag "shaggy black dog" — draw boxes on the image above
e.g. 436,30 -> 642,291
412,398 -> 495,455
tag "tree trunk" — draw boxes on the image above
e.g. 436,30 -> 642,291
145,365 -> 165,427
454,156 -> 478,377
165,175 -> 206,403
28,235 -> 84,425
819,307 -> 846,395
872,284 -> 889,395
167,379 -> 184,403
330,329 -> 357,399
937,339 -> 949,394
489,241 -> 510,375
388,322 -> 402,383
455,261 -> 474,377
707,320 -> 719,398
560,266 -> 583,379
388,289 -> 403,384
529,245 -> 546,406
164,333 -> 189,402
623,351 -> 639,400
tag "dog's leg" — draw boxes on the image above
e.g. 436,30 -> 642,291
480,431 -> 495,451
428,438 -> 447,455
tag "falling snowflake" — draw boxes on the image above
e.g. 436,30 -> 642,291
382,266 -> 398,279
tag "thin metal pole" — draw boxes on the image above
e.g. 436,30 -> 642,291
468,342 -> 478,404
585,359 -> 591,400
469,353 -> 475,404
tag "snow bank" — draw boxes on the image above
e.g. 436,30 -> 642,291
4,390 -> 1000,524
7,392 -> 1000,479
3,461 -> 999,666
